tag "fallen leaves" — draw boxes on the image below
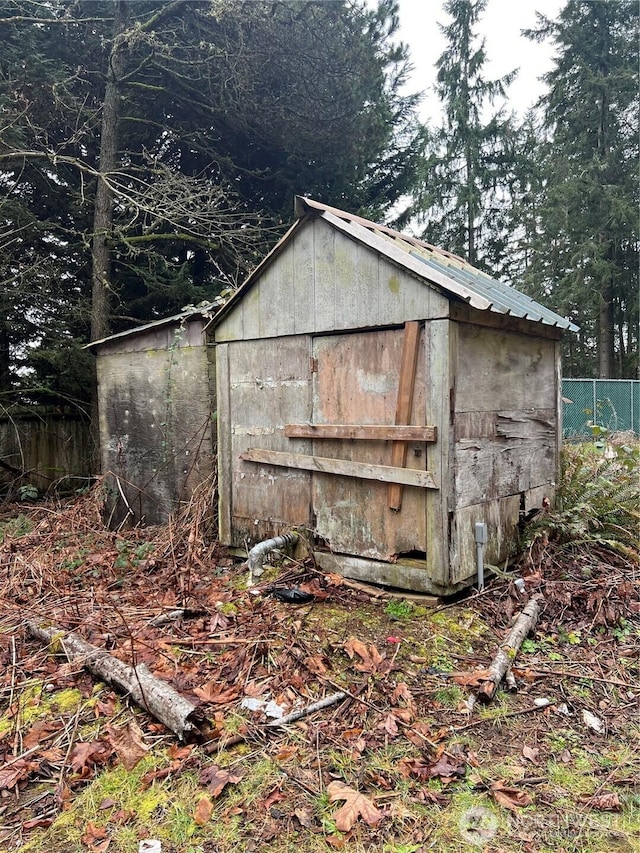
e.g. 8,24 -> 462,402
303,654 -> 329,676
294,805 -> 315,827
490,780 -> 534,811
193,795 -> 214,826
106,721 -> 149,771
326,781 -> 383,832
199,764 -> 244,798
1,493 -> 638,853
0,758 -> 40,791
193,681 -> 240,705
578,791 -> 621,811
399,752 -> 467,785
451,668 -> 492,687
69,740 -> 112,776
81,821 -> 110,851
21,719 -> 60,750
343,637 -> 389,674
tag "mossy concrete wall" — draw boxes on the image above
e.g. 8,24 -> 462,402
96,319 -> 215,526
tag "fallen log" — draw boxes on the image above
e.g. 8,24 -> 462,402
26,621 -> 202,740
474,595 -> 544,703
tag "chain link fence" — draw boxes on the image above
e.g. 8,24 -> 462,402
562,379 -> 639,438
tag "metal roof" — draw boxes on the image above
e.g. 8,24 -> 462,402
295,197 -> 579,332
91,197 -> 578,345
86,299 -> 224,349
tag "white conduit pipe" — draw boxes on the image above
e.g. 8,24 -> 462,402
247,532 -> 299,587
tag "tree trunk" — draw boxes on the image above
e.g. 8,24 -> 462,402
0,321 -> 11,394
598,252 -> 616,378
90,0 -> 128,342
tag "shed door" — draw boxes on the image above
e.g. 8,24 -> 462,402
311,327 -> 431,561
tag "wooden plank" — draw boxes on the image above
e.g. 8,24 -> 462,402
292,223 -> 315,335
228,336 -> 313,547
333,234 -> 376,331
257,265 -> 279,338
454,439 -> 556,508
424,319 -> 452,586
285,424 -> 436,441
314,551 -> 461,596
215,343 -> 232,545
312,328 -> 428,561
450,301 -> 563,341
241,448 -> 438,489
388,321 -> 422,511
554,340 -> 562,478
455,324 -> 557,412
451,496 -> 521,584
313,219 -> 336,332
320,209 -> 481,311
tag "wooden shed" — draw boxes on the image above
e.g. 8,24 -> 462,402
211,197 -> 577,595
90,303 -> 219,526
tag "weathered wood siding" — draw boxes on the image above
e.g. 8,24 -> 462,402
449,322 -> 559,583
96,319 -> 214,525
214,215 -> 564,595
311,328 -> 429,562
424,319 -> 454,588
215,218 -> 450,342
219,335 -> 313,547
0,408 -> 92,495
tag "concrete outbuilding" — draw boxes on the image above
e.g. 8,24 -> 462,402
90,303 -> 219,526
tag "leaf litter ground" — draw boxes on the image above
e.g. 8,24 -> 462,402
0,489 -> 638,852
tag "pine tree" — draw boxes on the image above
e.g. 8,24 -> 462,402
413,0 -> 517,271
523,0 -> 639,378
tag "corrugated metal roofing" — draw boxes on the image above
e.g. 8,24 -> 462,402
86,299 -> 223,349
296,197 -> 579,332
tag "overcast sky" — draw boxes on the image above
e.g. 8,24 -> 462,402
394,0 -> 565,121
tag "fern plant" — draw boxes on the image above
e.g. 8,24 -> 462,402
526,428 -> 639,557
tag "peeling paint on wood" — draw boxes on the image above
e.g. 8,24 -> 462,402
311,328 -> 429,562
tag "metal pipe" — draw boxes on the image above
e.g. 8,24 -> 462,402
474,522 -> 487,591
247,532 -> 299,587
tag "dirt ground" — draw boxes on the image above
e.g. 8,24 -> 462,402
0,489 -> 638,853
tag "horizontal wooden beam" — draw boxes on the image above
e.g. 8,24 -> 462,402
285,424 -> 437,442
241,448 -> 438,489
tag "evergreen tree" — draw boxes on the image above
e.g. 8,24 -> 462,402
522,0 -> 639,378
413,0 -> 517,271
0,0 -> 423,403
